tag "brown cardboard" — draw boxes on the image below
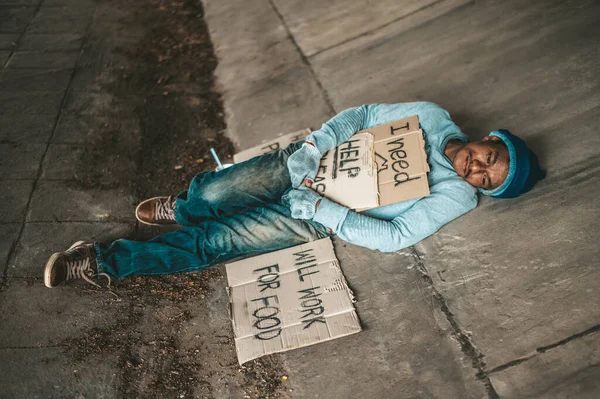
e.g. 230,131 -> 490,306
314,116 -> 429,210
359,115 -> 430,207
312,132 -> 379,210
225,238 -> 361,365
233,128 -> 311,163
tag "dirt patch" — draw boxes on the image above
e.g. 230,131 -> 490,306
121,0 -> 234,199
59,0 -> 291,397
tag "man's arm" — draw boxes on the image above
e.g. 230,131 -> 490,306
313,179 -> 478,252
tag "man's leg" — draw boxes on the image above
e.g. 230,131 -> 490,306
175,142 -> 302,225
97,203 -> 330,278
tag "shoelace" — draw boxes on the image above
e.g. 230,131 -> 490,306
155,196 -> 176,220
66,257 -> 111,288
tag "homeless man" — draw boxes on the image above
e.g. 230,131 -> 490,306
44,102 -> 545,288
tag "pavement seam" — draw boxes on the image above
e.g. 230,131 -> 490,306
267,0 -> 337,117
414,244 -> 600,384
484,323 -> 600,377
1,0 -> 45,69
307,0 -> 469,59
411,247 -> 500,399
1,6 -> 97,289
536,323 -> 600,353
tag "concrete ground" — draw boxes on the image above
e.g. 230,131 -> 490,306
0,0 -> 286,398
203,0 -> 600,397
0,0 -> 598,398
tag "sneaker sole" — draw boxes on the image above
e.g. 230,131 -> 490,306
43,252 -> 61,288
43,241 -> 86,288
135,196 -> 177,226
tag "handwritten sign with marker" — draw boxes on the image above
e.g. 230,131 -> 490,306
313,132 -> 379,209
314,115 -> 429,210
364,115 -> 431,206
226,238 -> 361,365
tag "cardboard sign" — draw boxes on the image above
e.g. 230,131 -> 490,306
312,132 -> 379,209
226,238 -> 361,364
314,115 -> 429,210
233,128 -> 310,163
360,115 -> 430,207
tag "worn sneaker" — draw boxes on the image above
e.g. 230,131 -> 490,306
44,241 -> 110,288
135,196 -> 177,226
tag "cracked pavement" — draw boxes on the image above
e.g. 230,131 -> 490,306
203,0 -> 600,397
1,0 -> 599,398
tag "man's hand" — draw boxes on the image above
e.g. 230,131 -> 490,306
288,187 -> 322,220
287,142 -> 322,188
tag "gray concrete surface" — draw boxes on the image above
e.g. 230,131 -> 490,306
1,0 -> 598,397
284,242 -> 487,398
204,0 -> 600,397
204,0 -> 334,150
0,0 -> 138,396
489,332 -> 600,399
1,1 -> 293,398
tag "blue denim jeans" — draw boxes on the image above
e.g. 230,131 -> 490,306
95,142 -> 331,278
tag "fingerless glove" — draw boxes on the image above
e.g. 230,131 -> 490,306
288,188 -> 322,220
287,142 -> 322,188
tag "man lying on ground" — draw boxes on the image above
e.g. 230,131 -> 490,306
44,102 -> 545,288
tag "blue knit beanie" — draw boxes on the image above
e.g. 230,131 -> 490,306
479,129 -> 546,198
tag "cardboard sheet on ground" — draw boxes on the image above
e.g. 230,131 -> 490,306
233,128 -> 310,163
226,238 -> 361,365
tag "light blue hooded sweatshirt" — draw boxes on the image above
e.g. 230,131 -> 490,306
307,102 -> 478,252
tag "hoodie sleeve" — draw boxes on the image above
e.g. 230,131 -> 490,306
313,179 -> 478,252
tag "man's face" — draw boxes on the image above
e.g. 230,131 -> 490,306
452,136 -> 510,189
